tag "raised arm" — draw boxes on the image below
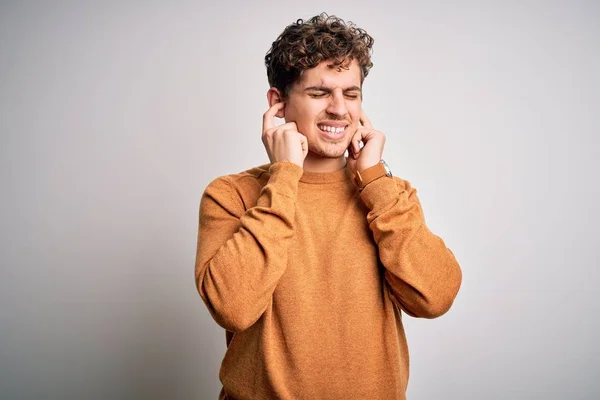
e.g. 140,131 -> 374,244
195,102 -> 308,332
361,176 -> 462,318
195,163 -> 303,332
347,111 -> 461,318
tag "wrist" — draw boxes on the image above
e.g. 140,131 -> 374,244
357,160 -> 380,173
354,159 -> 392,191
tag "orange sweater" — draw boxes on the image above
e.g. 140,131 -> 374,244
195,161 -> 462,400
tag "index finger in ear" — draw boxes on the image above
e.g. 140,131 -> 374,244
263,102 -> 285,131
359,109 -> 373,129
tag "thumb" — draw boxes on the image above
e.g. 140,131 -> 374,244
299,135 -> 309,158
346,151 -> 357,174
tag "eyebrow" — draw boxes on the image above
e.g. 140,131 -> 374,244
304,85 -> 362,93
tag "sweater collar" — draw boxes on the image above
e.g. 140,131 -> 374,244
299,162 -> 353,184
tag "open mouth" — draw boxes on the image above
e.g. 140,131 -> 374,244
317,124 -> 348,137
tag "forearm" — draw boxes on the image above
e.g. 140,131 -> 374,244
195,162 -> 303,331
361,176 -> 462,318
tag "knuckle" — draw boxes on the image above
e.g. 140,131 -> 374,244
263,129 -> 276,140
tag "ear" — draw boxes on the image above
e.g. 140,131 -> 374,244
266,87 -> 286,118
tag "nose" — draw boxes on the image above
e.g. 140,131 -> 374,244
325,90 -> 348,117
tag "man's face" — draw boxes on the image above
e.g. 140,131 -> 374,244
283,59 -> 362,160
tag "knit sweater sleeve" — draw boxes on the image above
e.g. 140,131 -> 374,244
195,162 -> 304,332
360,175 -> 462,318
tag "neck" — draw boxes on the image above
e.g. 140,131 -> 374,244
302,153 -> 346,173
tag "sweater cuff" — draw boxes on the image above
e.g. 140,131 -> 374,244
267,162 -> 304,198
360,176 -> 407,212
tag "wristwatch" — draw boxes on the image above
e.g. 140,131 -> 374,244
354,160 -> 392,190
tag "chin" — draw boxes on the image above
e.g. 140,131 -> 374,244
310,143 -> 349,159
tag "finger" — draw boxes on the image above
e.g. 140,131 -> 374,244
264,122 -> 298,140
283,121 -> 298,131
262,102 -> 285,132
299,135 -> 308,156
347,143 -> 359,159
275,122 -> 299,134
359,109 -> 373,129
351,129 -> 363,157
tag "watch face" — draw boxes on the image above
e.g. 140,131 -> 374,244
381,160 -> 392,176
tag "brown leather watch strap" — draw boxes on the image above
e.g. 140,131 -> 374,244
354,161 -> 388,190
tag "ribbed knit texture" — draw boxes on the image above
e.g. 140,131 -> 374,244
195,161 -> 462,400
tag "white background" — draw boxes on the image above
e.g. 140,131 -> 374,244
1,1 -> 598,399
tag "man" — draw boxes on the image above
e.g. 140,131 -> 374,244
195,13 -> 462,400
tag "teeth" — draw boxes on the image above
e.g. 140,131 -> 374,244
318,124 -> 346,134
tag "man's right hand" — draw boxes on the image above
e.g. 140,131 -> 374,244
262,102 -> 308,168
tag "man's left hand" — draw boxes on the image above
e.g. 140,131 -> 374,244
347,110 -> 386,173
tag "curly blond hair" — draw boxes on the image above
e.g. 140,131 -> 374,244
265,13 -> 374,97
